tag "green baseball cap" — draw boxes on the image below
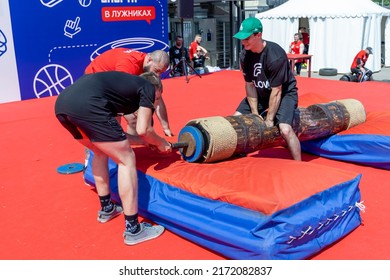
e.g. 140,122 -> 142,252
233,17 -> 263,40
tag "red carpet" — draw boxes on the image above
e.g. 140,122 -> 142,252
1,70 -> 389,259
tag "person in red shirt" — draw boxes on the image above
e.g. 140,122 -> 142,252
298,27 -> 310,66
298,27 -> 310,54
85,48 -> 173,136
189,34 -> 208,61
289,33 -> 304,76
350,47 -> 373,81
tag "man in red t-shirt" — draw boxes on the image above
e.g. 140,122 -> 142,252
289,33 -> 304,76
298,27 -> 310,65
85,48 -> 173,136
350,47 -> 373,81
189,34 -> 208,61
298,27 -> 310,54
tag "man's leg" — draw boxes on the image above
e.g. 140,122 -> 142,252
91,140 -> 137,213
279,123 -> 301,161
296,62 -> 302,76
88,149 -> 110,196
92,140 -> 164,245
79,139 -> 123,223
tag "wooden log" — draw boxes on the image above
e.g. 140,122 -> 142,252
226,100 -> 352,154
178,99 -> 366,163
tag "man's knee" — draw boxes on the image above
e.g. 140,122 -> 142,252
278,124 -> 294,138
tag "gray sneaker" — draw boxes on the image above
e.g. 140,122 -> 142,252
97,204 -> 123,223
123,222 -> 165,245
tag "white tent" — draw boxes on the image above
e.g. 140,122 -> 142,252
256,0 -> 390,73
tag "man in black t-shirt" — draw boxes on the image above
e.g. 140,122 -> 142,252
169,35 -> 190,77
55,71 -> 171,245
233,17 -> 301,161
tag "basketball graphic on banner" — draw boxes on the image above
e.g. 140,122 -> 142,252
33,64 -> 73,98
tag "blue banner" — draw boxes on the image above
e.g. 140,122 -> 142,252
8,0 -> 168,101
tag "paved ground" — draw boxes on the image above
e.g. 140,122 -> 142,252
300,66 -> 390,82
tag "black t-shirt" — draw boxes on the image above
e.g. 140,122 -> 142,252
55,71 -> 155,121
169,45 -> 190,73
192,55 -> 205,68
240,41 -> 297,99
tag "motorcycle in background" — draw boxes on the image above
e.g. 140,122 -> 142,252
340,69 -> 373,82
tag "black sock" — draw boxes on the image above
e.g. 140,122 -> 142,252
125,213 -> 140,234
99,194 -> 113,212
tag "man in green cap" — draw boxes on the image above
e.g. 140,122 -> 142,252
233,17 -> 301,161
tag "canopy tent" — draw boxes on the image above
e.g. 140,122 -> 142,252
256,0 -> 390,73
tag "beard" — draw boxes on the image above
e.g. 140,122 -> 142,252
143,65 -> 151,73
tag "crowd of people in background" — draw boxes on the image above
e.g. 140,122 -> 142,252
168,34 -> 209,77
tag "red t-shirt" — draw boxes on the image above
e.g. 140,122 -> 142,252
290,40 -> 304,62
351,50 -> 368,69
301,32 -> 310,45
85,48 -> 146,75
189,41 -> 199,60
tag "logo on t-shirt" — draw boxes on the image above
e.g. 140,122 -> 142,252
252,62 -> 270,89
253,63 -> 262,76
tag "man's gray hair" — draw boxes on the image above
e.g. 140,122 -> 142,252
149,50 -> 170,69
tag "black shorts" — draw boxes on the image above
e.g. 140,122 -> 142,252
56,114 -> 127,142
236,94 -> 297,125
